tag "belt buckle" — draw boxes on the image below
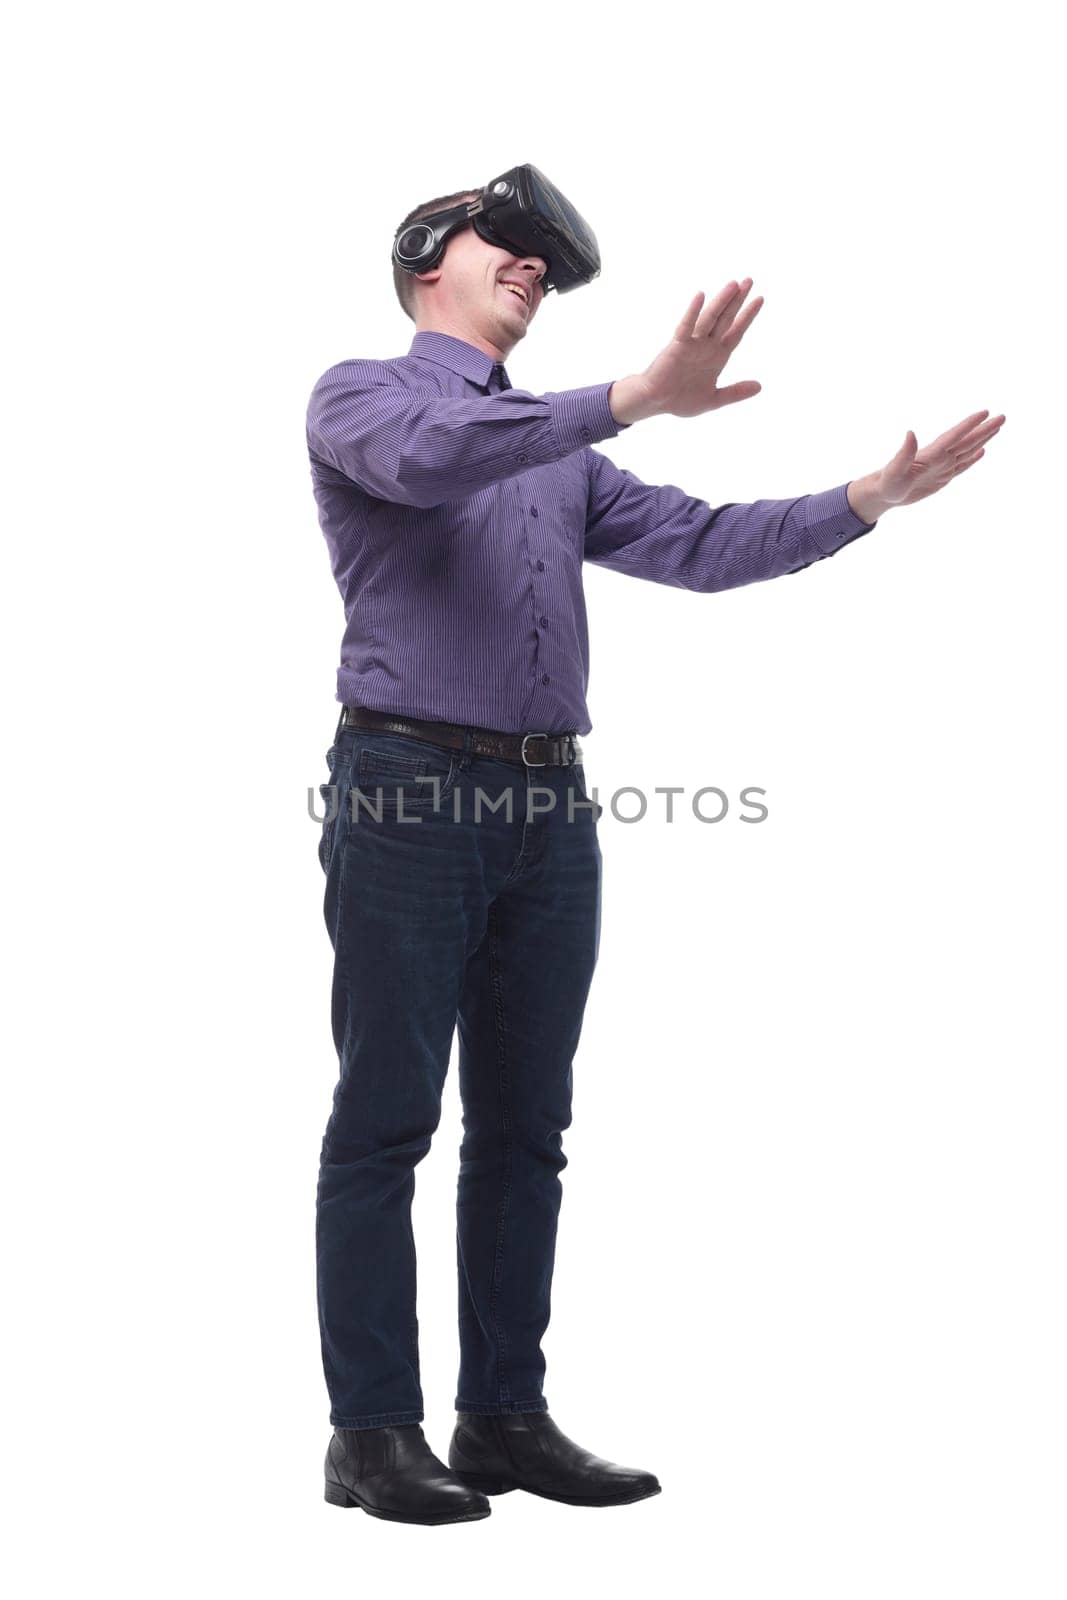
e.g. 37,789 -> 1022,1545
521,731 -> 549,767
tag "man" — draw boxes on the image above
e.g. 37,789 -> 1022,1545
306,175 -> 1004,1526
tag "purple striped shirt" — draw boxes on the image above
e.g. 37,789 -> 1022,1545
306,330 -> 877,735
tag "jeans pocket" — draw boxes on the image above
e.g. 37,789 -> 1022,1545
320,792 -> 344,874
352,734 -> 459,812
318,728 -> 360,871
572,762 -> 604,821
318,745 -> 342,874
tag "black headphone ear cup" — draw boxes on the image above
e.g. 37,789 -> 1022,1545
392,203 -> 477,277
393,222 -> 440,272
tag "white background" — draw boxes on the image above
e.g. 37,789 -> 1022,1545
4,1 -> 1063,1594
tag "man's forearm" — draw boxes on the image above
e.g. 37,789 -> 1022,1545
846,472 -> 890,526
608,376 -> 660,427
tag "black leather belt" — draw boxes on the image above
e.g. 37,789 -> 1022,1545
342,705 -> 582,768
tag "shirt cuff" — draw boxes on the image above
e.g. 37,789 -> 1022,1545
550,382 -> 628,456
803,481 -> 878,557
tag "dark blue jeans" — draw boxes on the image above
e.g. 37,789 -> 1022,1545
315,714 -> 604,1429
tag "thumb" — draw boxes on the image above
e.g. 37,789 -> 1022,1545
715,380 -> 763,408
884,430 -> 917,479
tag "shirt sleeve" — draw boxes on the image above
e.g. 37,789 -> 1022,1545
306,360 -> 625,508
581,449 -> 878,592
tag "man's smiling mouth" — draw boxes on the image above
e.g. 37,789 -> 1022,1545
499,281 -> 530,309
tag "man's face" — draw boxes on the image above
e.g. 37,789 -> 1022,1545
413,216 -> 547,357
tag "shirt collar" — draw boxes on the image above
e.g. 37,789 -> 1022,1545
408,330 -> 505,389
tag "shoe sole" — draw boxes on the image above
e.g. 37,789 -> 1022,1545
325,1479 -> 491,1525
452,1470 -> 662,1508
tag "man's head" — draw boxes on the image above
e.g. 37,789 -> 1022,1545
392,188 -> 547,361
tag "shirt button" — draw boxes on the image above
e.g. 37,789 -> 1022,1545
581,428 -> 591,439
530,506 -> 539,517
541,673 -> 550,685
536,559 -> 545,571
539,615 -> 549,627
517,453 -> 529,464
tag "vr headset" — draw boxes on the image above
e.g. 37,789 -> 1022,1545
391,163 -> 601,296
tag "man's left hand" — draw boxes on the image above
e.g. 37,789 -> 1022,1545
846,409 -> 1006,524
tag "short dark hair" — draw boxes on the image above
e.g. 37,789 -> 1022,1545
392,188 -> 479,322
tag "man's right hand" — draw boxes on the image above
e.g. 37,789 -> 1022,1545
609,280 -> 765,426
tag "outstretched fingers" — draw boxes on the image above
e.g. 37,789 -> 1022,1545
723,292 -> 764,349
953,446 -> 986,473
675,291 -> 707,339
693,279 -> 748,339
921,414 -> 1004,468
957,415 -> 1005,453
932,410 -> 1004,454
678,279 -> 765,347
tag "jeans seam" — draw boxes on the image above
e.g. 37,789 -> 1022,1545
487,902 -> 514,1410
330,1409 -> 424,1429
501,770 -> 533,886
454,1398 -> 549,1415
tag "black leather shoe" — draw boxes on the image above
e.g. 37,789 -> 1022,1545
448,1412 -> 661,1507
324,1424 -> 491,1524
